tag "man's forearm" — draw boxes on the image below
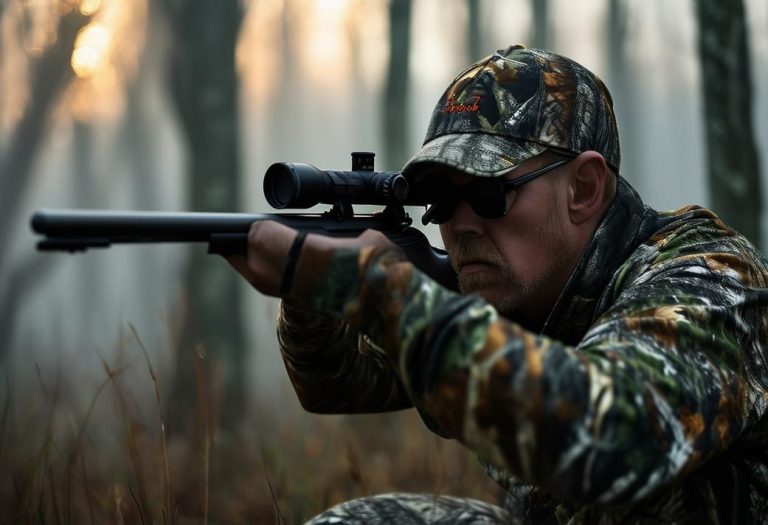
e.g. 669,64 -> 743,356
277,300 -> 412,413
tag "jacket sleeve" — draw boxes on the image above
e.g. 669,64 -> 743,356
276,299 -> 412,413
289,240 -> 767,506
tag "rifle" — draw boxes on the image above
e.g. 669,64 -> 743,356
31,152 -> 458,291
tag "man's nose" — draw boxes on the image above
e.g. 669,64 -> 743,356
447,200 -> 484,237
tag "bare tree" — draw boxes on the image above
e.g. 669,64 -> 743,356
161,0 -> 247,429
0,8 -> 90,356
271,0 -> 300,150
467,0 -> 482,63
383,0 -> 412,170
121,1 -> 166,212
152,0 -> 246,511
0,9 -> 89,254
695,0 -> 762,246
529,0 -> 550,49
606,0 -> 641,185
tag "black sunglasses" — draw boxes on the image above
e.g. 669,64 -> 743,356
421,159 -> 569,225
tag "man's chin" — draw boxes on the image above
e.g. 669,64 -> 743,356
457,278 -> 491,297
458,280 -> 502,305
458,277 -> 522,318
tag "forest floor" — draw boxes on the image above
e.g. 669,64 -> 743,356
0,342 -> 503,524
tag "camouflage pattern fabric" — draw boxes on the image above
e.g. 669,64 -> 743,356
304,493 -> 510,525
402,45 -> 620,177
280,177 -> 768,524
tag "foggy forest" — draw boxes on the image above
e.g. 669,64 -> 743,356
1,0 -> 767,522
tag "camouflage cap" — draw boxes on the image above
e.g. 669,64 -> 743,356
402,45 -> 620,177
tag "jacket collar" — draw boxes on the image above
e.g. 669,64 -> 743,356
540,177 -> 657,345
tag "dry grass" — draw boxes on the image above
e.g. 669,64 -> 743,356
0,336 -> 503,524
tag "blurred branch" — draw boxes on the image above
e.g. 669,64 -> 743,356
0,9 -> 90,256
695,0 -> 762,246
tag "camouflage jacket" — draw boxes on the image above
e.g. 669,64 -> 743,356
278,178 -> 768,524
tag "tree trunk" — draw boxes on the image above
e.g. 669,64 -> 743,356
467,0 -> 482,63
163,0 -> 246,430
695,0 -> 762,247
122,0 -> 165,212
0,9 -> 89,356
271,0 -> 300,151
529,0 -> 550,50
383,0 -> 412,170
0,10 -> 89,255
606,0 -> 640,184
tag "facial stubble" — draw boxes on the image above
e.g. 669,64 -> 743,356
449,209 -> 574,320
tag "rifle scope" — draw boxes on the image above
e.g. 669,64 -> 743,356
264,152 -> 414,209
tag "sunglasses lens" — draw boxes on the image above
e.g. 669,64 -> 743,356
469,179 -> 508,219
423,200 -> 457,224
422,178 -> 514,224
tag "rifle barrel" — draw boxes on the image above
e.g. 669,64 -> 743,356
30,209 -> 458,290
31,209 -> 408,250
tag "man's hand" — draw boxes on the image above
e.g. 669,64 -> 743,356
224,220 -> 396,297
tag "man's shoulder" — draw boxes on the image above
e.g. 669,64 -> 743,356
594,202 -> 768,323
619,204 -> 768,285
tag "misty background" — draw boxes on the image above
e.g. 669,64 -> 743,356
1,0 -> 767,445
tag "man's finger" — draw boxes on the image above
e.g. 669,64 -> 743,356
223,254 -> 255,282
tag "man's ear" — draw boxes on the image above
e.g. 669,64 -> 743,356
566,151 -> 608,225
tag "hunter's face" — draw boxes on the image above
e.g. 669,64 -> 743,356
438,156 -> 579,329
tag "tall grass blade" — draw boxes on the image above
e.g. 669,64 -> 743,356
130,323 -> 172,525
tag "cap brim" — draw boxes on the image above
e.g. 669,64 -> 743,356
402,133 -> 546,178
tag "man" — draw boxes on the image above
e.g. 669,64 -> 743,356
227,46 -> 768,524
